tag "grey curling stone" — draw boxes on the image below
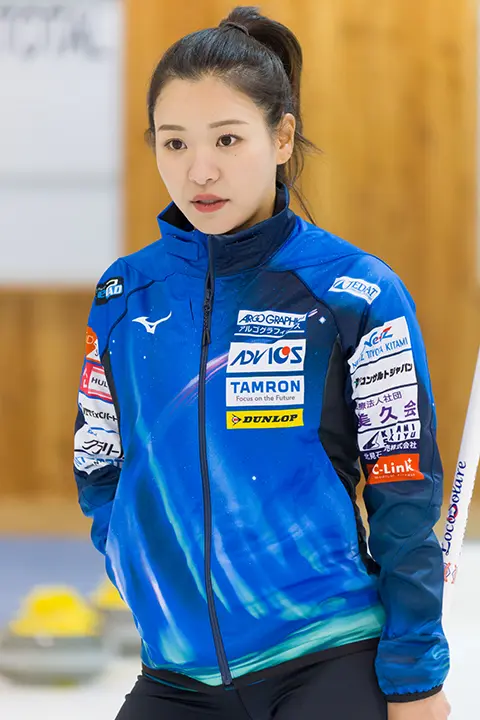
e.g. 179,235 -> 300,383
102,608 -> 140,656
0,631 -> 110,685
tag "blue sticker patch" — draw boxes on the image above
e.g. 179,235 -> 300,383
328,276 -> 381,304
95,277 -> 124,305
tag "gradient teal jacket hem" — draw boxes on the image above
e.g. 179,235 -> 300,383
74,183 -> 449,700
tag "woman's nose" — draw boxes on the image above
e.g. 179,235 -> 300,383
187,151 -> 220,185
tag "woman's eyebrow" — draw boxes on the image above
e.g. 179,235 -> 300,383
157,119 -> 249,131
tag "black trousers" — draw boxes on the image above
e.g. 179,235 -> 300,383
115,648 -> 388,719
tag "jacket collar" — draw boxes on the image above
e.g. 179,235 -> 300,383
157,183 -> 296,277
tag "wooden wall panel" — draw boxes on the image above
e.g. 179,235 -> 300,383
0,291 -> 92,531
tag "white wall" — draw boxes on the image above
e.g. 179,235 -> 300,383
0,0 -> 123,284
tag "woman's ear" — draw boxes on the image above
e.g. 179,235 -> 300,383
276,113 -> 296,165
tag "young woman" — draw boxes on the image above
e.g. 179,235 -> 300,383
74,7 -> 451,719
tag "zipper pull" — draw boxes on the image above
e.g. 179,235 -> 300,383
202,283 -> 213,346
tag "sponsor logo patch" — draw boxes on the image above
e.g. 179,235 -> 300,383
85,327 -> 101,364
95,277 -> 124,305
363,440 -> 419,462
74,456 -> 122,476
358,421 -> 421,452
227,409 -> 304,429
328,276 -> 381,304
366,453 -> 424,483
226,375 -> 304,407
355,385 -> 419,429
74,425 -> 122,459
351,351 -> 417,400
227,340 -> 306,374
78,394 -> 117,425
80,362 -> 112,401
442,460 -> 467,556
235,310 -> 307,339
349,317 -> 411,372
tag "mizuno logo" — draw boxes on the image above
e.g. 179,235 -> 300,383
133,312 -> 172,334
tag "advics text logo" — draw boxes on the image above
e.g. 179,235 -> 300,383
227,340 -> 306,374
95,277 -> 124,305
328,276 -> 381,304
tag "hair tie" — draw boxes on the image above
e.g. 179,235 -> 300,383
222,21 -> 250,37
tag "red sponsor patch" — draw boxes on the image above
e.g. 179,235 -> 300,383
80,362 -> 111,401
366,453 -> 424,484
85,327 -> 101,364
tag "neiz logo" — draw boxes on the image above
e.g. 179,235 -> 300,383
362,325 -> 394,348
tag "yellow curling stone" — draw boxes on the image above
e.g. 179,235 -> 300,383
0,586 -> 109,684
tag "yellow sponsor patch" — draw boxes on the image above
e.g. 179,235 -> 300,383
226,409 -> 304,429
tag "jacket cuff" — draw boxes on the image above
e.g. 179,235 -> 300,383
385,685 -> 443,703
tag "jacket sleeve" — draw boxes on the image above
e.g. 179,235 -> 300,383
346,268 -> 450,701
74,265 -> 126,555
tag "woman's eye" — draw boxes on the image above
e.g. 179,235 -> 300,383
164,135 -> 239,151
165,139 -> 185,151
218,134 -> 239,147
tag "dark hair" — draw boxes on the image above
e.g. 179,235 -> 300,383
145,6 -> 320,223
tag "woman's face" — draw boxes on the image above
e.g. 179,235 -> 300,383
153,75 -> 295,235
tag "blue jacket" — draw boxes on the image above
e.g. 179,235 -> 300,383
74,183 -> 449,700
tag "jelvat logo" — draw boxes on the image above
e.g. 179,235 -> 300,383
328,276 -> 381,304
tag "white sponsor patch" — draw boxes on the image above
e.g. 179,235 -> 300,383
74,424 -> 122,460
226,375 -> 304,407
235,310 -> 307,338
358,421 -> 421,452
227,340 -> 306,374
80,362 -> 112,401
74,455 -> 122,476
78,393 -> 118,428
355,385 -> 419,430
328,276 -> 381,304
351,350 -> 417,400
349,317 -> 411,372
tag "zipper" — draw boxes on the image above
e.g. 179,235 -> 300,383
198,240 -> 233,686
